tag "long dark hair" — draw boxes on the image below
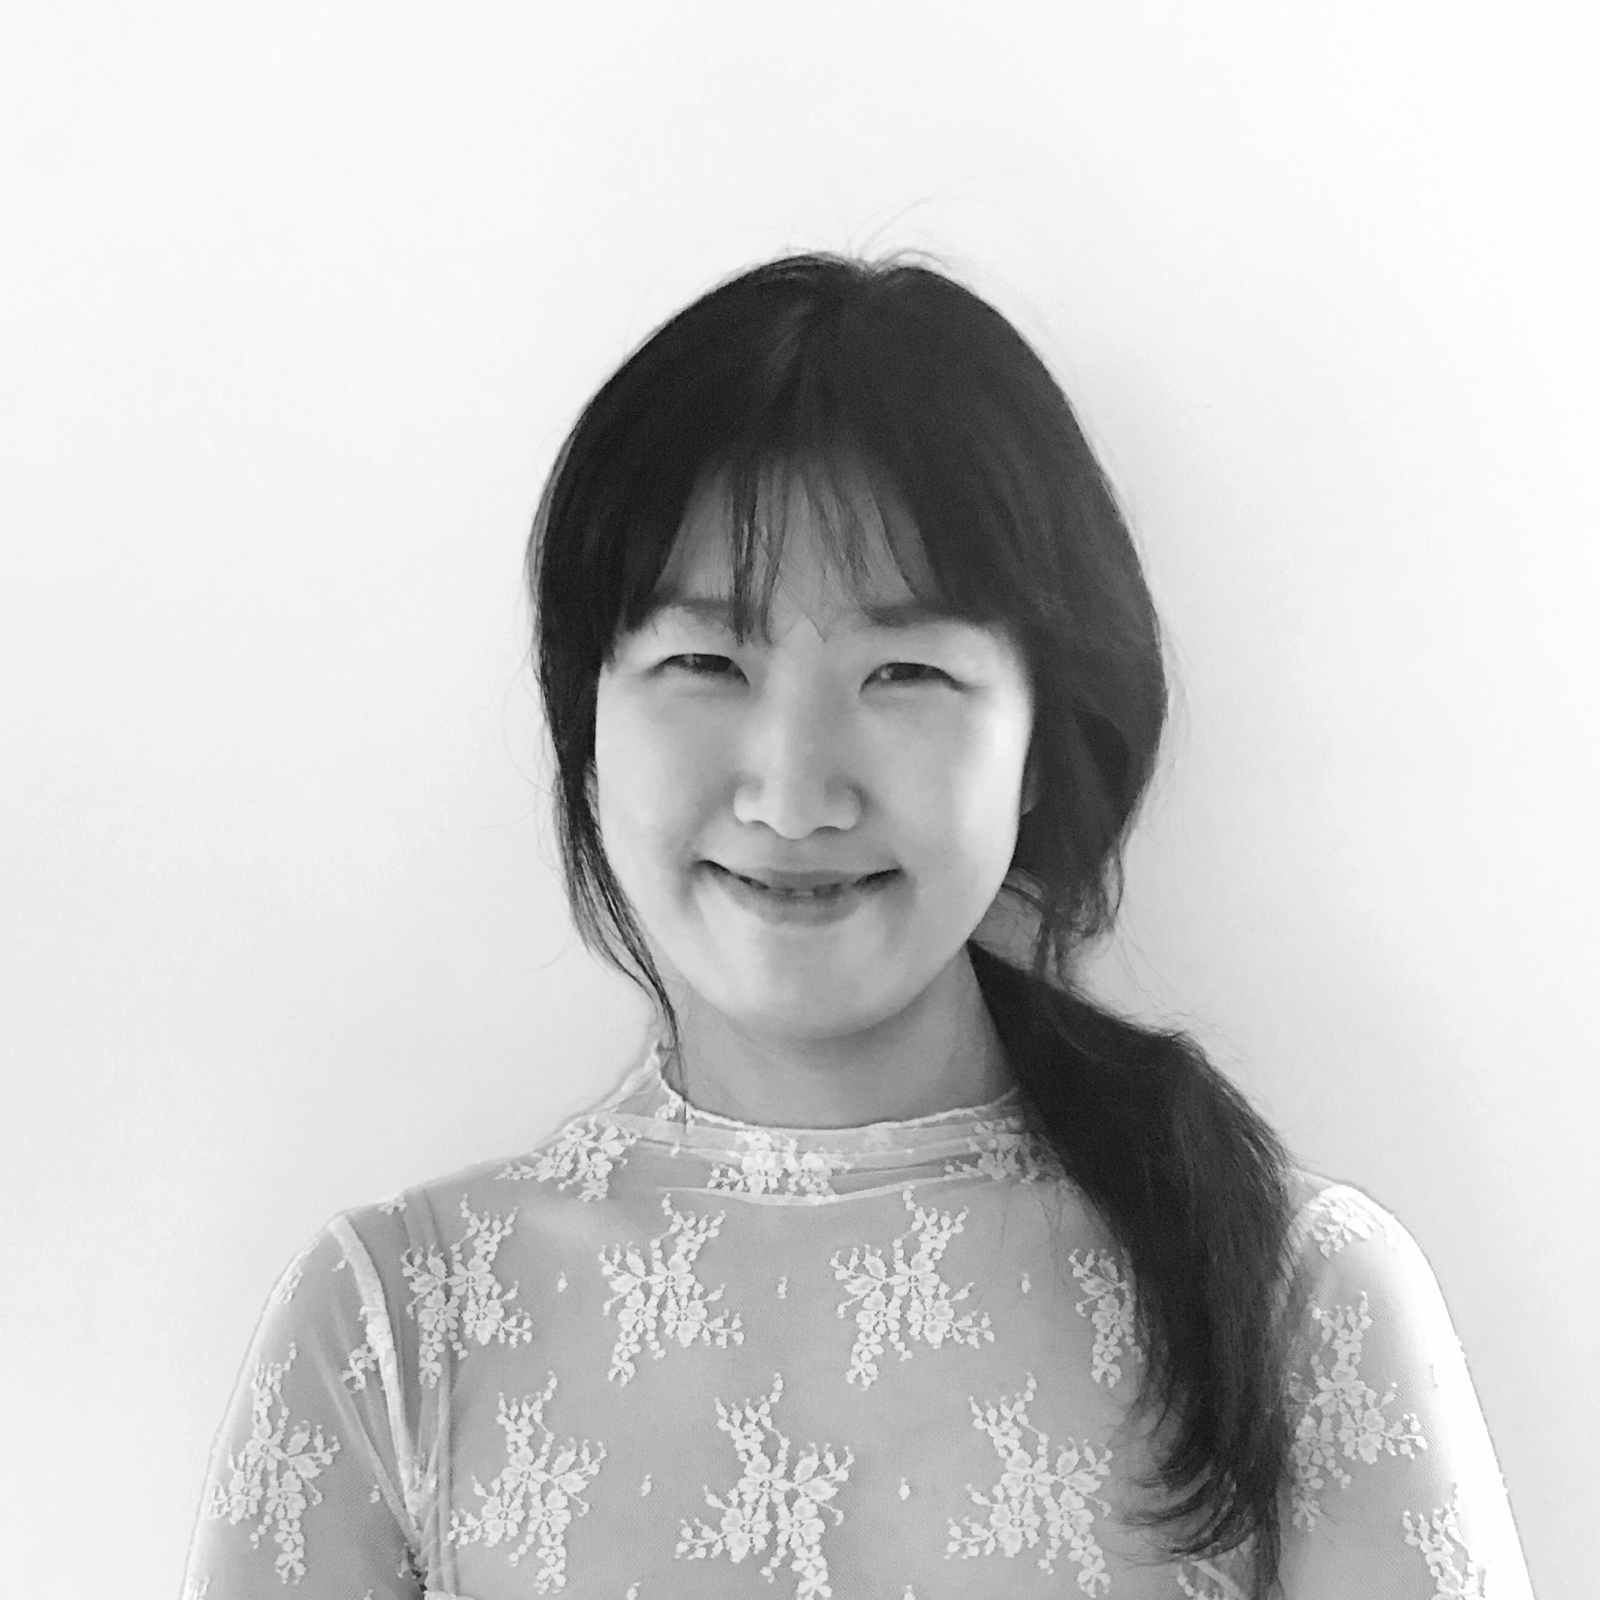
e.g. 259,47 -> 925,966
527,252 -> 1303,1597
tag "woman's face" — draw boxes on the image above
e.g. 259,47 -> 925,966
593,469 -> 1035,1045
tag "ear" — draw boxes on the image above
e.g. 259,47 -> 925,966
1020,751 -> 1041,816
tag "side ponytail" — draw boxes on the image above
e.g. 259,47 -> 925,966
968,939 -> 1305,1596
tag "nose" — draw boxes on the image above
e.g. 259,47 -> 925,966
731,679 -> 862,838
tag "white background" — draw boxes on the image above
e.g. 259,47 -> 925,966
3,4 -> 1593,1595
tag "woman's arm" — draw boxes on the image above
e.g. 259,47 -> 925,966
1276,1184 -> 1535,1598
182,1219 -> 423,1598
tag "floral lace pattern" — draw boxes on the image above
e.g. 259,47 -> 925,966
447,1373 -> 605,1591
706,1129 -> 849,1197
1067,1248 -> 1141,1387
1403,1486 -> 1489,1599
205,1343 -> 340,1582
402,1200 -> 535,1387
943,1118 -> 1063,1184
498,1117 -> 639,1202
339,1300 -> 395,1395
946,1374 -> 1113,1593
340,1332 -> 381,1393
270,1240 -> 314,1306
184,1045 -> 1532,1599
1289,1291 -> 1428,1527
831,1188 -> 993,1387
598,1196 -> 744,1384
1305,1185 -> 1398,1259
676,1374 -> 852,1599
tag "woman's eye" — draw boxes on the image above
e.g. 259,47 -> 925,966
656,652 -> 940,684
872,662 -> 952,686
662,649 -> 736,675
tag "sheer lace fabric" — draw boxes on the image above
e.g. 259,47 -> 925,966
184,1040 -> 1534,1599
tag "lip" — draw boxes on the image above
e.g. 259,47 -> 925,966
704,862 -> 901,926
710,865 -> 894,891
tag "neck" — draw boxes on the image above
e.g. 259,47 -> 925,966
663,949 -> 1014,1128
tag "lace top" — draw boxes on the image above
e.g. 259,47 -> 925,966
183,1039 -> 1534,1599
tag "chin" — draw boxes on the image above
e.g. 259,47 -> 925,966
712,972 -> 927,1042
731,1010 -> 890,1047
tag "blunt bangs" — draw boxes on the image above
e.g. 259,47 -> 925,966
534,254 -> 1118,678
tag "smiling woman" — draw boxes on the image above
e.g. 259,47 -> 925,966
592,461 -> 1035,1125
182,256 -> 1535,1600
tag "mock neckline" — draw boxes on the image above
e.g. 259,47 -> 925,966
603,1037 -> 1026,1149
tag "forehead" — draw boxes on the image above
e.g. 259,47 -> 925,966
657,457 -> 938,618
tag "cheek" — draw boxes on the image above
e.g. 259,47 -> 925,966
940,710 -> 1030,844
593,694 -> 718,871
889,707 -> 1030,845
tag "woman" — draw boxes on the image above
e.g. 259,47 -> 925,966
183,255 -> 1533,1598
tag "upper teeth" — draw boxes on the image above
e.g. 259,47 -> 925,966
740,875 -> 852,896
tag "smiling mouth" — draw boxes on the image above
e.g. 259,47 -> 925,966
713,866 -> 899,900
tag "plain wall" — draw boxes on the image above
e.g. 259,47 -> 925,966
3,4 -> 1593,1595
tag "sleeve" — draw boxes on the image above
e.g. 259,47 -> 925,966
1277,1184 -> 1536,1599
181,1216 -> 424,1599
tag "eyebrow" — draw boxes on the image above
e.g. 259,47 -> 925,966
641,595 -> 961,635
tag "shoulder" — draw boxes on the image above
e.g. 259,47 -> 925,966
1272,1177 -> 1535,1593
1286,1169 -> 1412,1264
1280,1169 -> 1466,1383
1284,1169 -> 1445,1307
328,1080 -> 653,1268
299,1042 -> 667,1284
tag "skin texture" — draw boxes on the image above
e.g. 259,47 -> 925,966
593,465 -> 1036,1128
